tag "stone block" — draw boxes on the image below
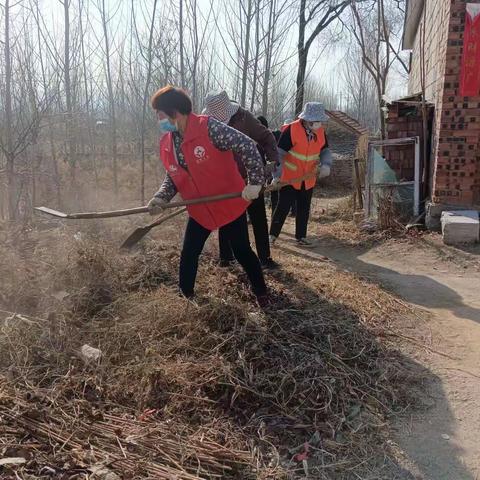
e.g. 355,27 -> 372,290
441,210 -> 479,244
425,201 -> 471,231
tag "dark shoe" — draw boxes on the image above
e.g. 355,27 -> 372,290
179,289 -> 195,300
261,258 -> 280,271
219,259 -> 235,268
296,237 -> 315,248
255,293 -> 275,309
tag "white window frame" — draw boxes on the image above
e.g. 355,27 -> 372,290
366,136 -> 421,218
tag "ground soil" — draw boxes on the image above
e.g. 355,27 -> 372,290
273,192 -> 480,479
2,187 -> 479,479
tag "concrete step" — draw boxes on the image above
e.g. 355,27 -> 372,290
441,210 -> 479,245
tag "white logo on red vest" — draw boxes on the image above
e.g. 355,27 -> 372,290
168,164 -> 178,173
194,146 -> 206,160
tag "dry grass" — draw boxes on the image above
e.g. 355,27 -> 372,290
0,219 -> 422,479
309,189 -> 415,249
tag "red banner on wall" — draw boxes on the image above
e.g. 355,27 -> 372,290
460,4 -> 480,96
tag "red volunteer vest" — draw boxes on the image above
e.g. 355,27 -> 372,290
160,114 -> 248,231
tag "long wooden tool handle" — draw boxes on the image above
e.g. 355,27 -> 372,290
36,192 -> 243,219
148,207 -> 188,228
36,172 -> 316,219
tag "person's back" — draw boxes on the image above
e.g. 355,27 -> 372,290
203,91 -> 279,270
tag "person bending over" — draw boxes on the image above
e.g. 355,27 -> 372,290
148,86 -> 268,302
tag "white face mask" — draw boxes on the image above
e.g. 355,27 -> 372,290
308,122 -> 322,131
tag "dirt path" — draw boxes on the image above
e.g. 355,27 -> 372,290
274,219 -> 480,479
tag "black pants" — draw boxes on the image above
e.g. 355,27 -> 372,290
219,194 -> 271,264
180,213 -> 267,297
270,183 -> 313,240
271,190 -> 296,217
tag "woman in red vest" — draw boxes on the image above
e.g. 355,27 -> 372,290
147,86 -> 268,302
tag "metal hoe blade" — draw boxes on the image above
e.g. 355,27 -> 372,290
35,207 -> 69,218
120,208 -> 187,250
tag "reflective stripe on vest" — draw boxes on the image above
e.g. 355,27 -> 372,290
284,160 -> 298,171
289,150 -> 321,162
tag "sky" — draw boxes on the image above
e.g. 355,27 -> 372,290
11,0 -> 408,112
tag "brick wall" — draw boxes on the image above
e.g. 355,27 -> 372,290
325,154 -> 353,187
433,0 -> 480,206
408,0 -> 480,207
324,124 -> 357,186
386,101 -> 434,187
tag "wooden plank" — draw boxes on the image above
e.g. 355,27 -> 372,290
354,158 -> 364,210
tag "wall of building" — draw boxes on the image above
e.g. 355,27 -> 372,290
433,0 -> 480,206
407,0 -> 480,207
407,0 -> 452,203
408,0 -> 451,103
324,124 -> 358,187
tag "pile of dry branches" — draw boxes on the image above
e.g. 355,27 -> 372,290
0,224 -> 420,479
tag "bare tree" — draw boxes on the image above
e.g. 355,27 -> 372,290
78,0 -> 99,197
213,0 -> 259,107
249,0 -> 261,111
179,0 -> 186,88
240,0 -> 253,106
3,0 -> 15,219
341,44 -> 379,129
182,0 -> 215,109
132,0 -> 159,204
98,0 -> 119,196
350,0 -> 406,138
0,0 -> 48,219
295,0 -> 352,115
1,0 -> 410,223
31,0 -> 62,207
260,0 -> 294,116
60,0 -> 78,190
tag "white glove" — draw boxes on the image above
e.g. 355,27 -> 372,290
319,165 -> 331,179
242,184 -> 262,201
147,196 -> 168,215
270,177 -> 280,186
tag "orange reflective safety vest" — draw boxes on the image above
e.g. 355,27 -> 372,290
280,120 -> 326,190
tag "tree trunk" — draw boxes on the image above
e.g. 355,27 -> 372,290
295,48 -> 308,116
375,76 -> 386,139
190,0 -> 199,109
4,0 -> 16,220
261,0 -> 275,116
295,0 -> 307,116
64,0 -> 77,193
240,0 -> 253,107
140,0 -> 159,204
101,0 -> 119,197
250,0 -> 261,112
179,0 -> 185,88
79,0 -> 99,203
34,0 -> 62,207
